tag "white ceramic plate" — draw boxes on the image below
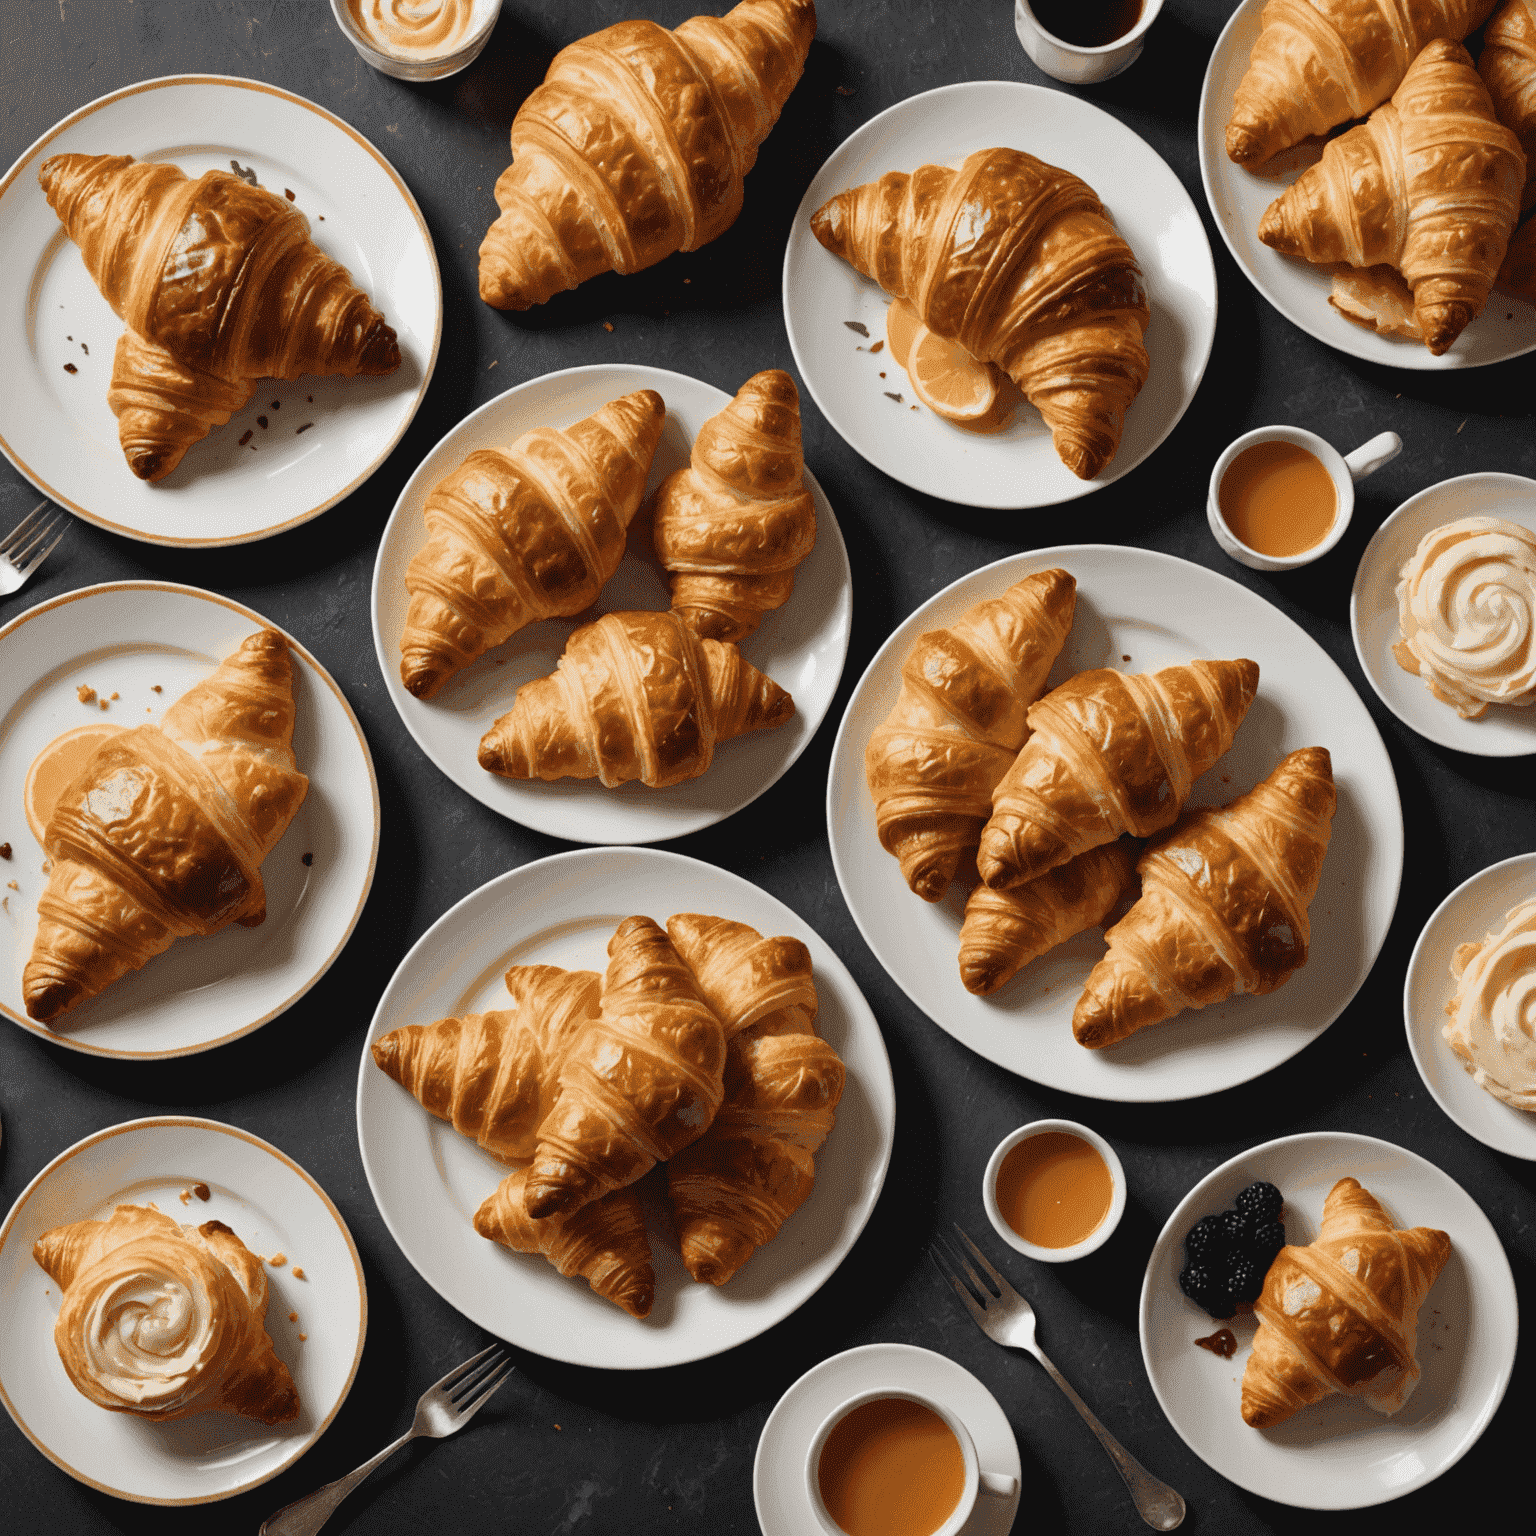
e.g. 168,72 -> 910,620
1350,472 -> 1536,755
1404,853 -> 1536,1160
781,79 -> 1217,509
0,74 -> 441,546
1139,1131 -> 1517,1509
827,545 -> 1404,1103
0,582 -> 379,1057
754,1343 -> 1021,1536
371,364 -> 852,844
1198,1 -> 1536,369
0,1116 -> 366,1505
356,847 -> 895,1370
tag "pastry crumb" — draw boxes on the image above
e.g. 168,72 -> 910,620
99,698 -> 109,711
151,685 -> 162,693
77,685 -> 95,704
288,1311 -> 298,1323
63,362 -> 77,374
298,1333 -> 308,1342
603,321 -> 614,332
268,1252 -> 287,1267
193,1183 -> 210,1201
178,1189 -> 191,1205
292,1266 -> 306,1280
0,844 -> 10,860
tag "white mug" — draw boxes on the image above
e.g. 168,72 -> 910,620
1207,425 -> 1402,573
1013,0 -> 1164,84
805,1387 -> 1018,1536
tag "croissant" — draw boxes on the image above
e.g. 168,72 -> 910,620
1073,748 -> 1336,1049
866,569 -> 1077,903
478,0 -> 816,309
524,916 -> 727,1219
1257,39 -> 1526,355
1224,0 -> 1494,165
372,965 -> 600,1160
958,840 -> 1138,998
474,1167 -> 655,1318
1481,0 -> 1536,209
477,609 -> 794,788
23,630 -> 308,1023
977,658 -> 1260,894
1241,1178 -> 1451,1427
39,153 -> 399,480
400,391 -> 666,699
651,370 -> 817,644
1498,212 -> 1536,298
809,148 -> 1150,479
35,1204 -> 298,1424
664,911 -> 818,1039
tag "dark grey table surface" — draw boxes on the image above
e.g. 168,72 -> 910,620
1,1 -> 1533,1532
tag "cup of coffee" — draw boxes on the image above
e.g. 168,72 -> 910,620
1013,0 -> 1164,84
805,1387 -> 1018,1536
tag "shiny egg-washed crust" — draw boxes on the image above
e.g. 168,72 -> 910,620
1241,1177 -> 1451,1427
399,391 -> 666,699
665,912 -> 817,1041
1480,0 -> 1536,209
478,0 -> 816,309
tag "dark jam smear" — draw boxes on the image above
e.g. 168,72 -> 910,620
1194,1329 -> 1237,1359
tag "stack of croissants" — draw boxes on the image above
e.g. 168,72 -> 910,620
371,911 -> 845,1317
865,567 -> 1338,1046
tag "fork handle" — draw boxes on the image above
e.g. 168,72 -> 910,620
259,1427 -> 419,1536
1028,1344 -> 1186,1531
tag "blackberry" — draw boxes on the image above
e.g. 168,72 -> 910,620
1177,1181 -> 1288,1318
1236,1181 -> 1283,1221
1227,1255 -> 1264,1306
1178,1263 -> 1228,1316
1220,1208 -> 1250,1245
1247,1220 -> 1286,1263
1183,1215 -> 1228,1263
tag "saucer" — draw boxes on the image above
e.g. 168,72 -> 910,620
754,1343 -> 1021,1536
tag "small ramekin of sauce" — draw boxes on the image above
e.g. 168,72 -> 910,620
982,1119 -> 1126,1263
1207,425 -> 1401,573
331,0 -> 502,82
1014,0 -> 1163,84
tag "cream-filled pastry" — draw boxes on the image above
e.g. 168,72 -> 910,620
1445,897 -> 1536,1110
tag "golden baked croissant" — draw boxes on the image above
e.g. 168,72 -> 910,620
1241,1177 -> 1451,1427
1257,39 -> 1526,355
651,370 -> 817,644
1225,0 -> 1494,165
35,1204 -> 298,1424
371,965 -> 600,1160
400,391 -> 666,699
958,840 -> 1138,998
477,609 -> 794,788
1498,212 -> 1536,298
478,0 -> 816,309
1480,0 -> 1536,208
39,153 -> 399,480
1073,747 -> 1336,1049
977,658 -> 1259,894
866,569 -> 1077,903
24,630 -> 308,1023
474,1167 -> 655,1318
809,149 -> 1150,479
664,911 -> 817,1040
524,915 -> 727,1219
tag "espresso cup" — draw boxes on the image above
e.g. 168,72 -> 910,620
983,1118 -> 1127,1263
1013,0 -> 1164,84
1207,426 -> 1402,573
330,0 -> 502,81
806,1388 -> 1018,1536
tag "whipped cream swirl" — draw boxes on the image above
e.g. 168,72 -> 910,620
1444,897 -> 1536,1112
346,0 -> 477,58
1394,516 -> 1536,718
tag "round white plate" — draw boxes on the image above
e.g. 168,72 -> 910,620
781,79 -> 1217,509
1350,472 -> 1536,756
0,1116 -> 366,1505
356,847 -> 895,1370
1198,0 -> 1536,369
371,364 -> 852,844
1139,1131 -> 1517,1509
753,1343 -> 1021,1536
0,582 -> 380,1057
827,545 -> 1404,1103
1404,853 -> 1536,1160
0,74 -> 442,546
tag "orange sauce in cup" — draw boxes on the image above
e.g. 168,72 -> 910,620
995,1131 -> 1113,1249
817,1397 -> 966,1536
24,723 -> 123,843
1218,441 -> 1337,558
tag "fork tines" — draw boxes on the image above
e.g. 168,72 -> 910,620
449,1347 -> 513,1414
2,502 -> 65,574
929,1224 -> 1004,1310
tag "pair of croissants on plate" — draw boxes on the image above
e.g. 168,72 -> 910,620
865,567 -> 1338,1046
371,911 -> 845,1317
1227,0 -> 1536,352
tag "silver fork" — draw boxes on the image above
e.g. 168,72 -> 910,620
931,1226 -> 1185,1531
260,1343 -> 515,1536
0,502 -> 66,597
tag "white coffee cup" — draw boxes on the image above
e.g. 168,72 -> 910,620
806,1387 -> 1018,1536
1013,0 -> 1164,84
983,1118 -> 1127,1263
1207,426 -> 1402,573
330,0 -> 502,82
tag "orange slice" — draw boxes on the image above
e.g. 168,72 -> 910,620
908,325 -> 1000,423
884,298 -> 923,370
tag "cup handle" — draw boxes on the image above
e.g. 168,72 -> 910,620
1342,430 -> 1402,483
979,1471 -> 1018,1499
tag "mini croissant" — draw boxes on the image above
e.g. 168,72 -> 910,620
978,658 -> 1259,894
35,1204 -> 298,1424
652,370 -> 817,644
1480,0 -> 1536,209
866,568 -> 1076,903
23,630 -> 308,1024
1258,39 -> 1526,355
478,0 -> 816,309
400,391 -> 666,699
39,153 -> 399,480
477,609 -> 794,788
1242,1178 -> 1451,1427
810,148 -> 1150,479
1073,747 -> 1336,1049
